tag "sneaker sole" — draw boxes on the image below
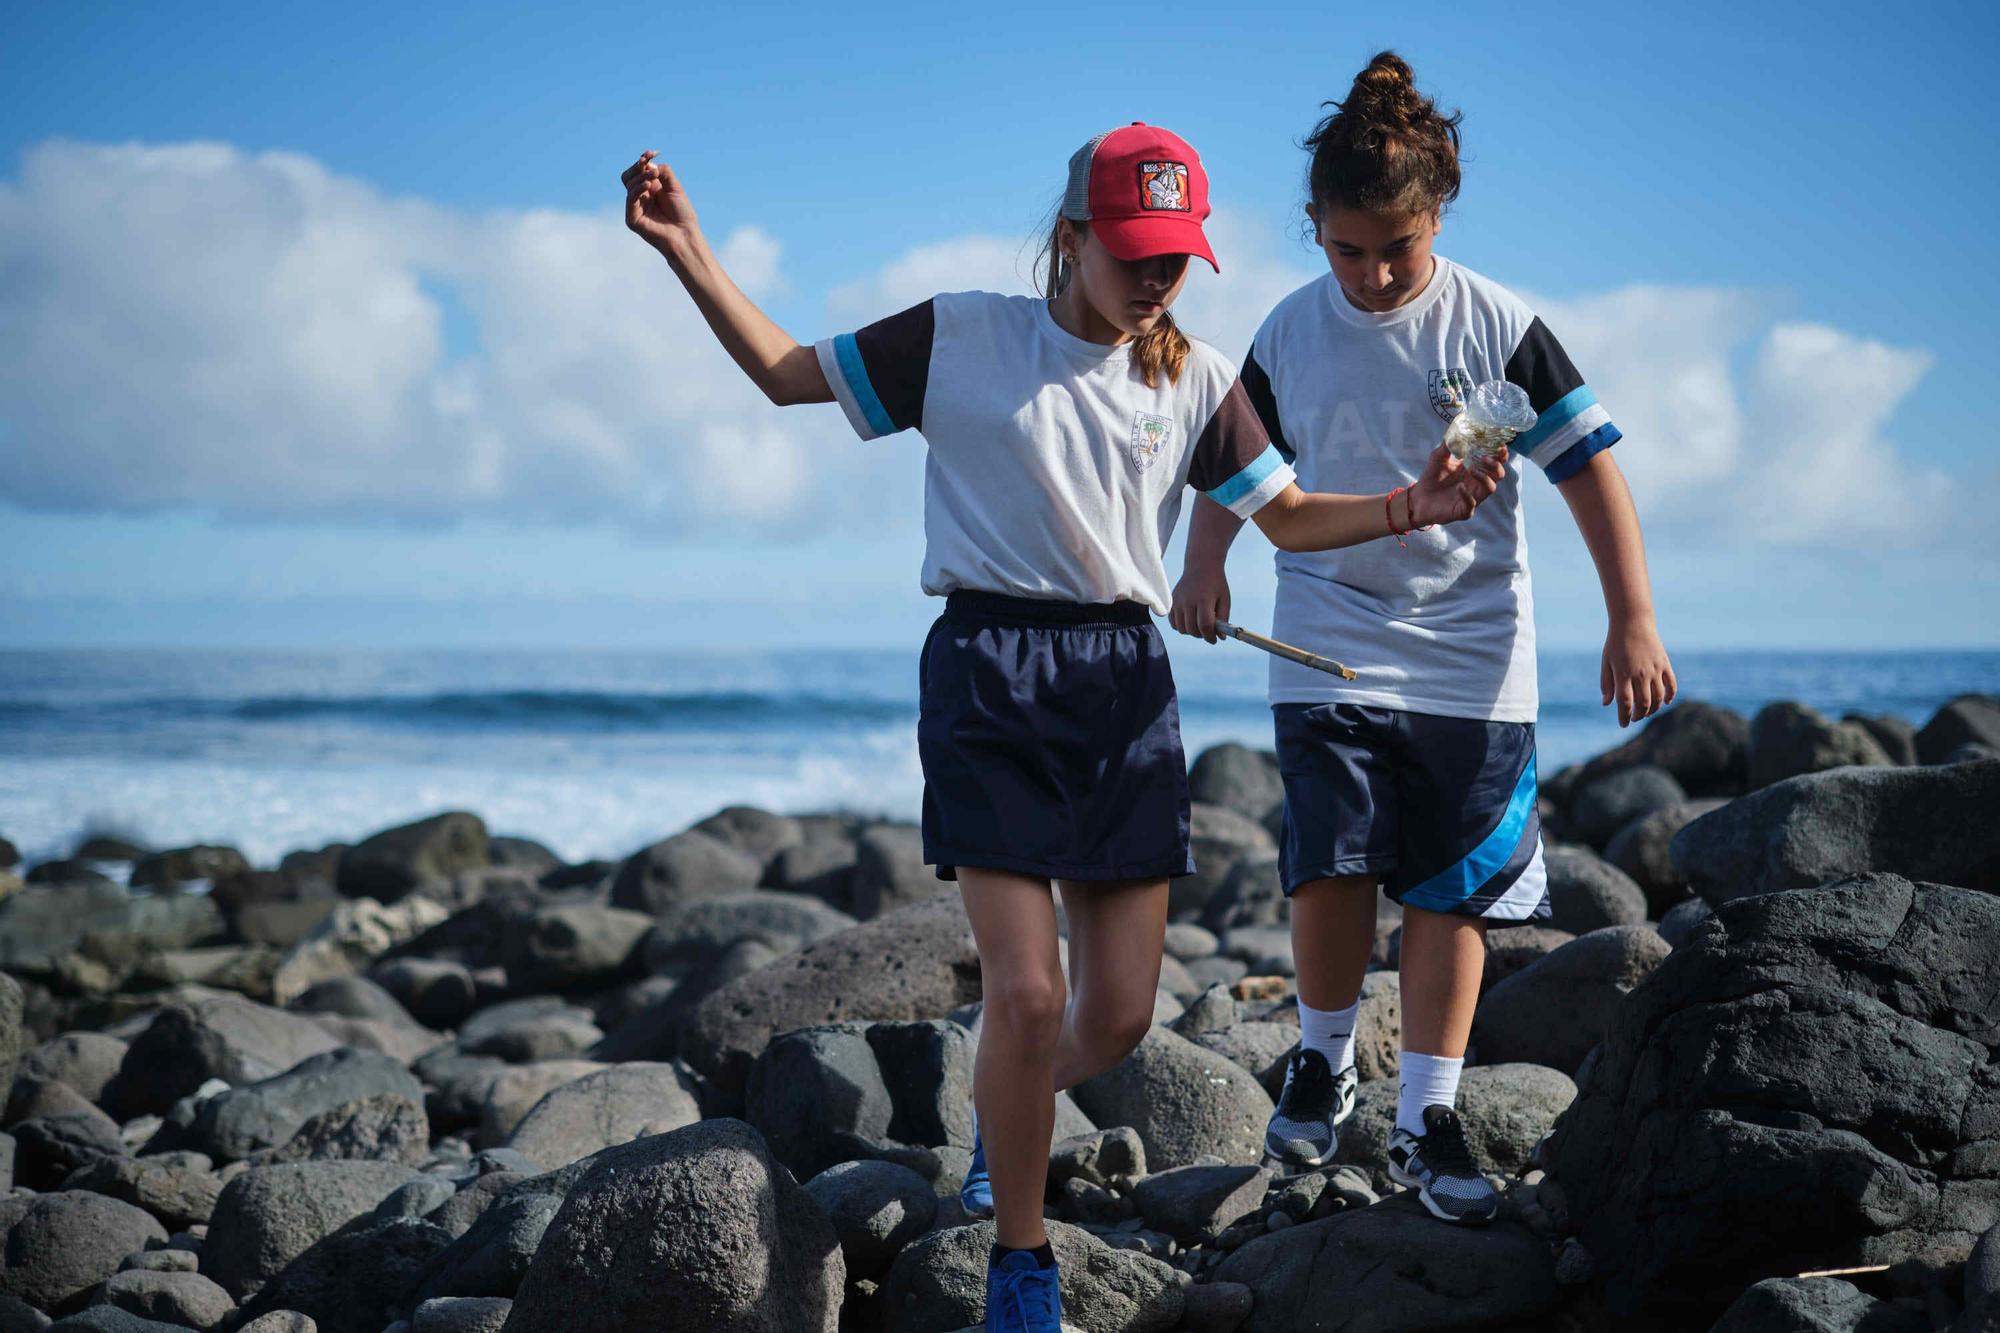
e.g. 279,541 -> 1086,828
1386,1159 -> 1496,1226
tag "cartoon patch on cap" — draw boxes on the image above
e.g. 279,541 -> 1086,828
1138,162 -> 1189,212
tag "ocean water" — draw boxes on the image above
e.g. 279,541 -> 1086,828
0,645 -> 1993,869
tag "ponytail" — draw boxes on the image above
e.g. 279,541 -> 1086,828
1036,215 -> 1190,389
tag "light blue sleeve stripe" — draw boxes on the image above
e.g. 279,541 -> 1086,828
833,333 -> 897,438
1399,754 -> 1539,912
1544,423 -> 1621,485
1204,444 -> 1283,509
1515,385 -> 1597,458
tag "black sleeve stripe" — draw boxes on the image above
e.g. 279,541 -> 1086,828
1503,317 -> 1587,417
1240,348 -> 1292,464
1187,379 -> 1272,495
853,299 -> 935,434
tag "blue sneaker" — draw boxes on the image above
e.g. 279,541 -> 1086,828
986,1250 -> 1062,1332
960,1126 -> 994,1218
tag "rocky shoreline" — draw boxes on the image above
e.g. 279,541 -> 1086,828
0,693 -> 1994,1332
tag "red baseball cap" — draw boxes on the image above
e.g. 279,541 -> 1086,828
1060,122 -> 1217,272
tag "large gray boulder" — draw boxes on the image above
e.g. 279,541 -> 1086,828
337,814 -> 489,902
1471,925 -> 1670,1074
1915,694 -> 2000,765
681,893 -> 981,1094
413,1186 -> 562,1302
1542,845 -> 1649,934
0,1191 -> 168,1315
14,1111 -> 127,1190
1132,1162 -> 1269,1245
1748,702 -> 1895,789
61,1153 -> 223,1231
1601,799 -> 1726,917
257,1092 -> 429,1167
370,958 -> 477,1031
16,1032 -> 126,1108
233,1215 -> 451,1333
497,905 -> 651,995
1572,700 -> 1749,798
1568,765 -> 1687,849
150,1047 -> 424,1162
0,881 -> 220,972
1177,804 -> 1276,920
1543,874 -> 2000,1323
202,1160 -> 419,1299
882,1219 -> 1183,1333
89,1270 -> 235,1332
1187,744 -> 1284,824
687,807 -> 803,868
103,999 -> 343,1121
474,1061 -> 604,1147
1212,1194 -> 1559,1330
1070,1027 -> 1273,1171
801,1159 -> 935,1282
1671,758 -> 2000,904
640,892 -> 854,978
505,1120 -> 843,1333
502,1063 -> 702,1171
848,825 -> 933,921
607,830 -> 763,916
1706,1276 -> 1928,1332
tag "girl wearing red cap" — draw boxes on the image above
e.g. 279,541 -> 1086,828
622,123 -> 1503,1331
1172,52 -> 1675,1226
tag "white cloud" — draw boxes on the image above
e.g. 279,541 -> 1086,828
0,139 -> 1948,553
0,139 -> 882,535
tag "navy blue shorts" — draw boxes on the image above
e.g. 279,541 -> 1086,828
1272,703 -> 1551,923
918,591 -> 1194,883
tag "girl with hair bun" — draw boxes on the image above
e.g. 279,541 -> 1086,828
1171,51 -> 1676,1224
623,120 -> 1502,1329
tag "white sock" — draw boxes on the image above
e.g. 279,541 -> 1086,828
1297,998 -> 1359,1074
1397,1051 -> 1464,1137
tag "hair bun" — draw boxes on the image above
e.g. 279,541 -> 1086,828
1302,50 -> 1462,217
1345,51 -> 1423,130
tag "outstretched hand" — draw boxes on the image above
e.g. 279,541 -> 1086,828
1407,442 -> 1507,528
622,150 -> 700,256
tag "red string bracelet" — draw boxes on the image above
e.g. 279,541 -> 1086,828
1405,488 -> 1434,534
1386,487 -> 1409,548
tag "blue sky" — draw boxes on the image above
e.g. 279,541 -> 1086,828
3,0 -> 1996,651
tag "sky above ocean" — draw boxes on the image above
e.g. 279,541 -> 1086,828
1,1 -> 1995,652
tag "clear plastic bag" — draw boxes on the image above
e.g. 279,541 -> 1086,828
1441,380 -> 1538,461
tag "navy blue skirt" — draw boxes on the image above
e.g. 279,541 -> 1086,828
918,590 -> 1194,883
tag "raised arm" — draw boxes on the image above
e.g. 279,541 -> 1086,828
622,150 -> 831,407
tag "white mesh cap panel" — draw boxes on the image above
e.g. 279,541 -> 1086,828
1060,130 -> 1117,220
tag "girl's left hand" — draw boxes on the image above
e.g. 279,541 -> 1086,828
1602,617 -> 1676,727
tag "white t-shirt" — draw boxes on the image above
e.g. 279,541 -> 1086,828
1244,257 -> 1620,722
817,291 -> 1294,613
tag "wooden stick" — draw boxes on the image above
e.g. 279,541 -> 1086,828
1214,621 -> 1358,680
1794,1265 -> 1891,1279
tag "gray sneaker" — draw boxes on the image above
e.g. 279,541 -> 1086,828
1386,1104 -> 1499,1224
1263,1047 -> 1358,1169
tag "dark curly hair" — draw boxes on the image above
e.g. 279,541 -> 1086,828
1305,51 -> 1463,224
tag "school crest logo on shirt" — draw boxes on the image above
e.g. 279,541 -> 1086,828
1138,162 -> 1190,212
1428,369 -> 1474,422
1130,412 -> 1173,471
